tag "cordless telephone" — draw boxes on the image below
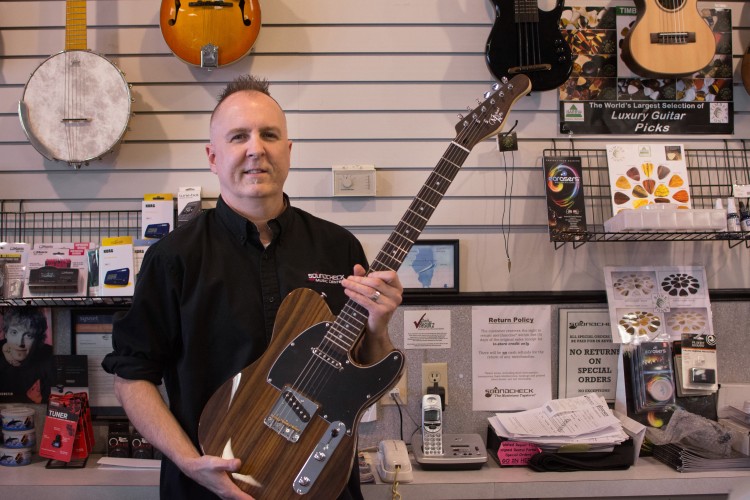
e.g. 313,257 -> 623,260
421,394 -> 443,456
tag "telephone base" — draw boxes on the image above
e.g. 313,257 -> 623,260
412,433 -> 488,470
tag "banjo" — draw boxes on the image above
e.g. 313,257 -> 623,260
18,0 -> 132,169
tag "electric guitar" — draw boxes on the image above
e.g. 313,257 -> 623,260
622,0 -> 714,76
18,0 -> 132,168
485,0 -> 572,91
160,0 -> 261,68
198,75 -> 532,499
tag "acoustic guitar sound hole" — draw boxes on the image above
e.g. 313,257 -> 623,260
656,0 -> 685,12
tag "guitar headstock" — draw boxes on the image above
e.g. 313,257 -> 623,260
454,74 -> 531,150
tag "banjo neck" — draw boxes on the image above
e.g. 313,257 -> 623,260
65,0 -> 88,51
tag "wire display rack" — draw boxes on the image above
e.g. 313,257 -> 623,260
0,209 -> 141,246
0,206 -> 141,307
543,147 -> 750,249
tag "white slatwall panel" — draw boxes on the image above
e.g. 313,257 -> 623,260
1,0 -> 749,292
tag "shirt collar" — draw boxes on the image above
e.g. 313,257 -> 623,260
216,195 -> 291,245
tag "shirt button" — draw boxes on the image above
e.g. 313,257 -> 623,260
269,297 -> 275,303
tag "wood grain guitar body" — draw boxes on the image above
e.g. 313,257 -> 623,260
623,0 -> 714,77
199,288 -> 405,499
160,0 -> 261,68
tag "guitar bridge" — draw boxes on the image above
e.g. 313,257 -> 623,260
651,32 -> 696,44
509,64 -> 552,74
264,388 -> 319,442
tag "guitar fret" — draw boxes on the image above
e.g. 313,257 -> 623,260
323,333 -> 352,352
450,141 -> 470,153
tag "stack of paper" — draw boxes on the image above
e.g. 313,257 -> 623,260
488,393 -> 630,451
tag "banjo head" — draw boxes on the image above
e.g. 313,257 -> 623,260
19,50 -> 132,166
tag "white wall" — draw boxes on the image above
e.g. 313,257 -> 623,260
1,0 -> 749,293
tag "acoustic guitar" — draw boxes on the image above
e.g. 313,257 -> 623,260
160,0 -> 261,68
622,0 -> 714,77
18,0 -> 132,169
198,75 -> 532,499
485,0 -> 572,92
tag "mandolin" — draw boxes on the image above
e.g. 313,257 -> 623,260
18,0 -> 132,169
198,75 -> 532,499
741,44 -> 750,96
160,0 -> 261,68
622,0 -> 714,77
485,0 -> 572,92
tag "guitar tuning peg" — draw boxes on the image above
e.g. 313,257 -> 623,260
491,83 -> 500,91
501,76 -> 509,84
457,114 -> 464,121
483,91 -> 493,99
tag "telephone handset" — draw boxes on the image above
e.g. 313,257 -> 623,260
376,439 -> 413,483
421,394 -> 443,455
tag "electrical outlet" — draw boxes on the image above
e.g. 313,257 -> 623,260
380,369 -> 407,405
421,362 -> 448,405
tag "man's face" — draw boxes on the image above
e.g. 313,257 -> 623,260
4,322 -> 36,363
206,91 -> 292,208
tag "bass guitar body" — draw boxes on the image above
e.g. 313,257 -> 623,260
485,0 -> 572,91
623,0 -> 714,76
160,0 -> 261,68
199,288 -> 405,499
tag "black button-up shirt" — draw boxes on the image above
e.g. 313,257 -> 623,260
103,195 -> 368,499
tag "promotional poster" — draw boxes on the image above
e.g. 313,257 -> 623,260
559,6 -> 733,135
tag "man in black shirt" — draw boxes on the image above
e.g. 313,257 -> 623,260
102,75 -> 403,499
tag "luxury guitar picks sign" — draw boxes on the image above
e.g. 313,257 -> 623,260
558,6 -> 733,135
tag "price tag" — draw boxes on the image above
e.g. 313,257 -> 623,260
733,184 -> 750,198
497,441 -> 542,467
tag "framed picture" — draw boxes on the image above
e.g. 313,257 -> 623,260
398,239 -> 459,293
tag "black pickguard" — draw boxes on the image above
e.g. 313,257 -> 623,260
267,321 -> 404,431
485,0 -> 572,92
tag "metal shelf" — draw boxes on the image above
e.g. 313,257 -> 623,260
544,147 -> 750,249
0,206 -> 141,307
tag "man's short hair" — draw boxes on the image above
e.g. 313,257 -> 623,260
211,75 -> 277,122
216,74 -> 271,105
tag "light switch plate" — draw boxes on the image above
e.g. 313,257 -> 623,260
332,164 -> 376,197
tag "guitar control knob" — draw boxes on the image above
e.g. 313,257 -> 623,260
298,476 -> 311,486
314,451 -> 327,461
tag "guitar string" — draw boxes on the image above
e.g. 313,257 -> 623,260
273,83 -> 509,432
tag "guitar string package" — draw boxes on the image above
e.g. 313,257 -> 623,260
629,341 -> 676,414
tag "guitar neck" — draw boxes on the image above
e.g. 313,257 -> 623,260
324,143 -> 470,352
515,0 -> 540,23
65,0 -> 88,51
320,74 -> 531,355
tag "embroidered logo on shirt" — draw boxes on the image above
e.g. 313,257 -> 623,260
307,273 -> 345,284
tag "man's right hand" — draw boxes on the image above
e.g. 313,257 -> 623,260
182,455 -> 256,500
